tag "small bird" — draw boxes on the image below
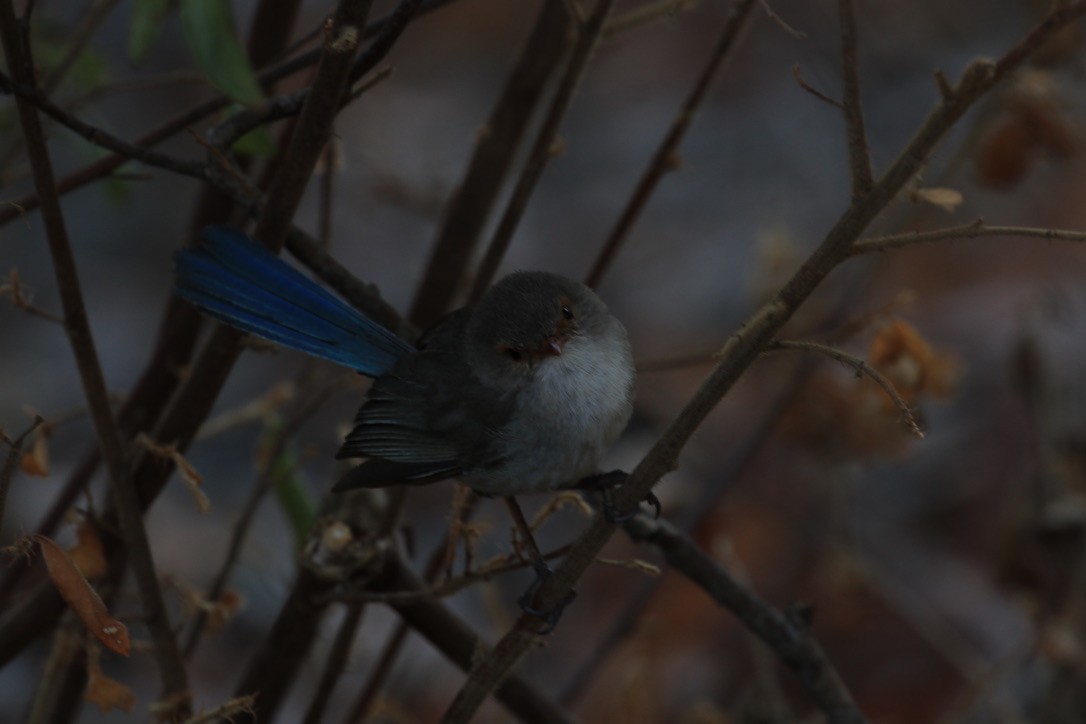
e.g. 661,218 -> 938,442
174,227 -> 636,498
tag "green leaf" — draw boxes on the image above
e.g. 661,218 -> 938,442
129,0 -> 171,64
271,445 -> 317,547
180,0 -> 263,104
233,125 -> 278,158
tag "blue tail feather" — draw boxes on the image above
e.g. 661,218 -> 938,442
174,226 -> 413,376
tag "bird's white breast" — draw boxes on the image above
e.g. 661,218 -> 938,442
470,321 -> 635,495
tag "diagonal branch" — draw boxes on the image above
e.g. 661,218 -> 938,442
440,5 -> 1086,721
410,0 -> 572,326
585,0 -> 758,289
468,0 -> 616,302
850,219 -> 1086,256
771,339 -> 923,438
622,514 -> 867,724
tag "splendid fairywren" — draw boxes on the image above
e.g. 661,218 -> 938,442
173,227 -> 636,500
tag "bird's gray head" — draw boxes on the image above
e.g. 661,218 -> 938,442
465,271 -> 612,384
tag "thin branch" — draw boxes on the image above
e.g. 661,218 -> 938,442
181,373 -> 347,658
0,71 -> 212,182
410,0 -> 572,326
0,0 -> 461,228
0,1 -> 191,715
468,0 -> 616,302
792,64 -> 845,109
1,267 -> 65,324
302,603 -> 365,724
622,514 -> 868,723
838,0 -> 873,196
379,554 -> 577,724
207,0 -> 413,152
771,339 -> 923,438
345,491 -> 480,722
585,0 -> 757,288
0,415 -> 44,533
336,544 -> 573,604
40,0 -> 122,95
602,0 -> 699,37
759,0 -> 806,40
850,219 -> 1086,256
440,5 -> 1086,721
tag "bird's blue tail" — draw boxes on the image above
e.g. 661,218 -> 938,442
174,227 -> 413,376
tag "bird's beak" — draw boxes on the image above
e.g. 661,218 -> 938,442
539,335 -> 563,357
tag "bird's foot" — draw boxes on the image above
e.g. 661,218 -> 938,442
575,470 -> 661,523
518,563 -> 576,634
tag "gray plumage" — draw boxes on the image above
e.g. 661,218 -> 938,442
334,271 -> 635,496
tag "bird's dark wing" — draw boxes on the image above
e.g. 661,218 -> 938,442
333,311 -> 513,489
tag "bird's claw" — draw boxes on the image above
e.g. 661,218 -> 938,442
576,470 -> 662,522
601,489 -> 661,523
518,564 -> 576,634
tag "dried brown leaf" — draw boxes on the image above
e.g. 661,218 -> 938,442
85,654 -> 137,713
20,427 -> 50,477
68,522 -> 107,579
36,535 -> 130,655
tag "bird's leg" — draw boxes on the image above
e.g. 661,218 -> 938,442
503,496 -> 575,633
574,470 -> 661,523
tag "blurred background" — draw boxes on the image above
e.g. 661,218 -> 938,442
3,0 -> 1086,721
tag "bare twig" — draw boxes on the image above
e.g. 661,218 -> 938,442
771,339 -> 923,438
41,0 -> 122,95
0,1 -> 191,715
182,372 -> 347,658
410,1 -> 572,325
623,514 -> 867,723
759,0 -> 806,40
0,268 -> 65,324
792,64 -> 845,109
585,0 -> 757,288
379,554 -> 577,724
440,6 -> 1086,721
0,70 -> 211,182
851,220 -> 1086,256
838,0 -> 873,196
603,0 -> 699,37
302,603 -> 365,724
0,416 -> 44,533
468,0 -> 615,302
0,0 -> 461,228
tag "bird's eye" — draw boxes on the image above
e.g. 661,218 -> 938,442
561,305 -> 574,321
505,347 -> 523,362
